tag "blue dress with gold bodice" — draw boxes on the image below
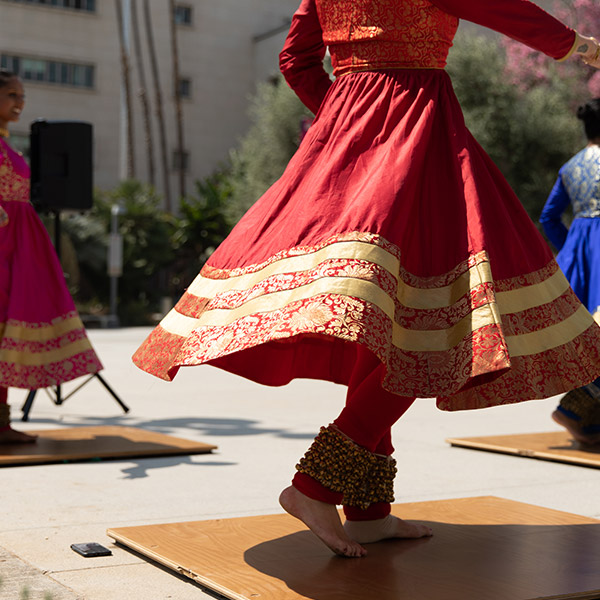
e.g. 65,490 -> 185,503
541,145 -> 600,319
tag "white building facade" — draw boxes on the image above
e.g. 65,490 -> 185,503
0,0 -> 300,203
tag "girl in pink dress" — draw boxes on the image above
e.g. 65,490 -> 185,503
0,70 -> 103,444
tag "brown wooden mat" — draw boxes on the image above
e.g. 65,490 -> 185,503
447,431 -> 600,469
107,496 -> 600,600
0,426 -> 216,465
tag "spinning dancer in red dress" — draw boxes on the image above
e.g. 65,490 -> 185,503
134,1 -> 600,557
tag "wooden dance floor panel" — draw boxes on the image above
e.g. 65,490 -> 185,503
447,431 -> 600,469
0,426 -> 216,466
107,496 -> 600,600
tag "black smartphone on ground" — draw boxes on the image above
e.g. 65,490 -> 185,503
70,542 -> 112,557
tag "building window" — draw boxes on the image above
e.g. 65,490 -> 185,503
2,0 -> 96,11
1,54 -> 95,89
174,4 -> 192,25
172,150 -> 189,172
177,78 -> 191,99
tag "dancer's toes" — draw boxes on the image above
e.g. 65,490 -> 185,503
344,514 -> 433,544
279,486 -> 367,558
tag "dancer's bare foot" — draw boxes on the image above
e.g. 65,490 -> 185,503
279,486 -> 367,558
0,426 -> 37,444
552,409 -> 600,446
344,514 -> 433,544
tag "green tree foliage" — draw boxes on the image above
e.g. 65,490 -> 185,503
46,208 -> 106,302
227,75 -> 313,222
96,180 -> 175,324
446,32 -> 583,222
56,176 -> 232,325
169,171 -> 233,298
63,180 -> 175,324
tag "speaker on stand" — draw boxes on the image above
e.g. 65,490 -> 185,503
21,120 -> 129,421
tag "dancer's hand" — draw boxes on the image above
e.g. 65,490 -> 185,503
575,33 -> 600,68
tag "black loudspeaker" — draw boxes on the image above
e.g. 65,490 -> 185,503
30,120 -> 93,211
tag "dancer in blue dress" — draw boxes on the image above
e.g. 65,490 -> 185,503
540,98 -> 600,445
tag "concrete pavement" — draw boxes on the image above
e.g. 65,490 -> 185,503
1,327 -> 598,599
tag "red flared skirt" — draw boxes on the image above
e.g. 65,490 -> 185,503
134,69 -> 600,410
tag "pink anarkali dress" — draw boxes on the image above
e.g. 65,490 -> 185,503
0,136 -> 102,389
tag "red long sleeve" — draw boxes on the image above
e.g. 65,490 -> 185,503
429,0 -> 576,60
279,0 -> 333,114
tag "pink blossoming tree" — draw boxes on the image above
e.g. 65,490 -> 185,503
503,0 -> 600,99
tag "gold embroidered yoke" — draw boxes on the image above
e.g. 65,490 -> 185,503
0,141 -> 29,203
316,0 -> 458,75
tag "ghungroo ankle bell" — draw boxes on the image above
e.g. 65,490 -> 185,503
560,387 -> 600,427
296,425 -> 397,510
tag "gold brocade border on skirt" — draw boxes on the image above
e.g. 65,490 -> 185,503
161,233 -> 586,355
134,232 -> 600,401
0,314 -> 102,371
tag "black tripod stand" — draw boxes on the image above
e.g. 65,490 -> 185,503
20,209 -> 129,421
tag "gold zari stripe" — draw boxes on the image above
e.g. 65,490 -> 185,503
3,317 -> 84,342
495,268 -> 569,315
187,241 -> 399,297
0,338 -> 92,366
187,241 -> 567,315
391,303 -> 502,352
163,241 -> 585,358
397,259 -> 492,309
164,274 -> 505,353
506,305 -> 593,357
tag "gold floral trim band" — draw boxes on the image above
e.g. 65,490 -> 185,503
160,234 -> 585,358
1,316 -> 86,342
0,313 -> 102,388
0,339 -> 94,366
133,231 -> 600,408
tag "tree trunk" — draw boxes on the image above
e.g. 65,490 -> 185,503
143,0 -> 172,212
131,0 -> 155,186
169,0 -> 186,199
115,0 -> 135,179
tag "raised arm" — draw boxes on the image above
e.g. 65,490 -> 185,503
279,0 -> 332,114
429,0 -> 600,66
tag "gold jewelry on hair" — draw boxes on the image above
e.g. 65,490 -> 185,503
0,127 -> 9,139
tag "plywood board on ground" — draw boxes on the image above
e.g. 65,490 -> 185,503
447,431 -> 600,468
0,426 -> 216,466
107,496 -> 600,600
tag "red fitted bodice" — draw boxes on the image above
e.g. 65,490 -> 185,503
315,0 -> 458,75
0,139 -> 29,204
